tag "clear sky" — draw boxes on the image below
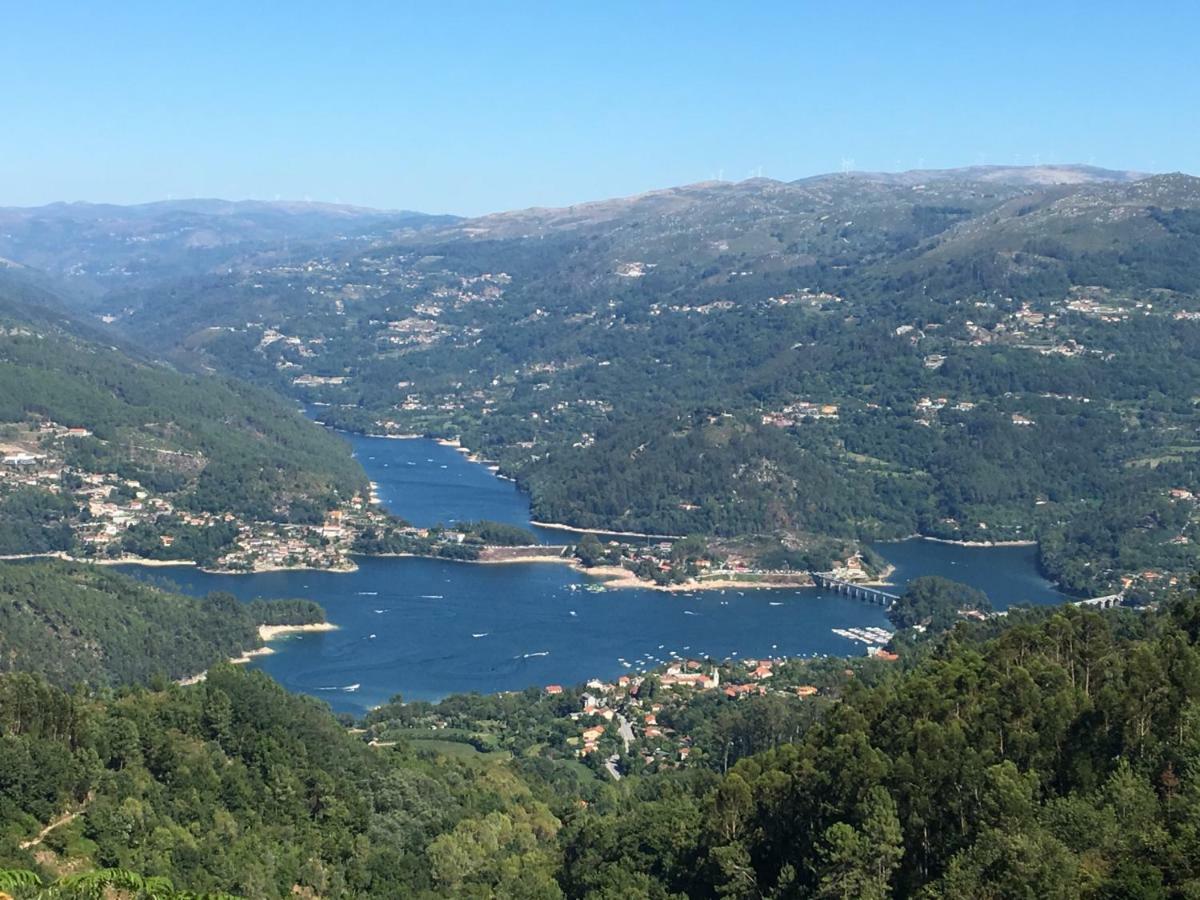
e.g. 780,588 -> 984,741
2,1 -> 1197,215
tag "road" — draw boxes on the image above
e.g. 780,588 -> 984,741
605,714 -> 636,780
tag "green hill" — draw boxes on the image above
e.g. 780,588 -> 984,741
8,168 -> 1200,592
0,560 -> 322,687
3,575 -> 1200,896
0,284 -> 367,562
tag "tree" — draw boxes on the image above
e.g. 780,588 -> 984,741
889,576 -> 992,632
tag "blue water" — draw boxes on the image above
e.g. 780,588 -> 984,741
876,539 -> 1069,608
347,432 -> 646,544
119,432 -> 1067,712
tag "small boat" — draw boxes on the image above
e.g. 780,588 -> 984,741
343,684 -> 361,692
472,632 -> 489,638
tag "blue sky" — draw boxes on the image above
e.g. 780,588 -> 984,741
2,1 -> 1197,214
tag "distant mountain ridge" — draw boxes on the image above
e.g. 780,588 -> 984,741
5,164 -> 1200,595
0,198 -> 461,295
822,163 -> 1147,186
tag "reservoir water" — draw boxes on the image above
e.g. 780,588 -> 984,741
121,431 -> 1068,712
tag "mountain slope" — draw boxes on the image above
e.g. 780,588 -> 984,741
4,584 -> 1200,896
0,560 -> 322,687
17,166 -> 1200,592
0,286 -> 366,563
0,199 -> 458,298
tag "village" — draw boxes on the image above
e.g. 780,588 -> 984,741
0,416 -> 415,572
368,647 -> 900,781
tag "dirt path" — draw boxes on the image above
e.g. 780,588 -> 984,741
19,797 -> 90,850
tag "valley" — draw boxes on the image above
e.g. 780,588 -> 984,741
6,166 -> 1198,597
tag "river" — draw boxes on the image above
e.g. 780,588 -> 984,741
120,431 -> 1068,712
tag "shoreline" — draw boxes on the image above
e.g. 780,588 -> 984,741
179,622 -> 340,686
530,520 -> 684,540
578,564 -> 817,593
325,422 -> 1040,553
0,551 -> 359,576
475,554 -> 572,565
258,621 -> 340,641
918,535 -> 1037,548
4,548 -> 894,594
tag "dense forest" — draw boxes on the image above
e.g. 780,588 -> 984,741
0,561 -> 320,688
5,568 -> 1200,896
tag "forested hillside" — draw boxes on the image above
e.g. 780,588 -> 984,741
0,561 -> 321,687
0,285 -> 368,564
5,575 -> 1200,896
37,167 -> 1200,595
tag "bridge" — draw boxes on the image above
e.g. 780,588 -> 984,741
811,573 -> 900,607
1073,592 -> 1125,610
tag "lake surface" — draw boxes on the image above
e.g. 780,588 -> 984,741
121,431 -> 1068,712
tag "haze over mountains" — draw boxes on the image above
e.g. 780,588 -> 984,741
0,164 -> 1154,284
0,199 -> 456,295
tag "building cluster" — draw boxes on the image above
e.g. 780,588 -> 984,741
555,657 -> 822,766
0,417 -> 392,573
762,400 -> 839,427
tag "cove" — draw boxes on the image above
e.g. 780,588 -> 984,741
119,432 -> 1068,713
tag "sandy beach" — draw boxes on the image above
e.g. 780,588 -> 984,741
258,621 -> 340,641
178,622 -> 340,685
529,521 -> 684,540
475,554 -> 573,565
920,536 -> 1037,548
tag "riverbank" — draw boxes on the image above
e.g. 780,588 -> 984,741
0,551 -> 199,568
178,622 -> 341,686
919,536 -> 1037,548
258,622 -> 340,641
576,564 -> 818,593
529,520 -> 684,540
0,551 -> 357,576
